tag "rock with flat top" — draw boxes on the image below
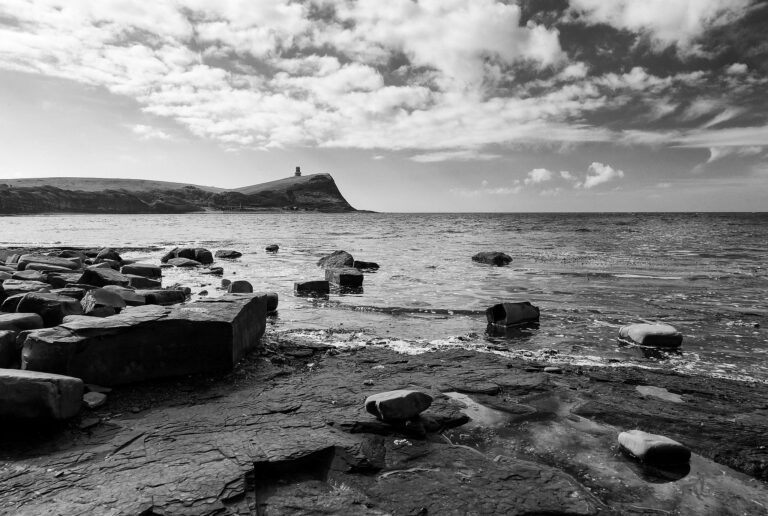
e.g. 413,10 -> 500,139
12,270 -> 46,282
0,369 -> 83,419
353,260 -> 379,271
17,254 -> 80,272
365,389 -> 433,421
78,268 -> 131,288
16,292 -> 83,327
486,302 -> 540,326
102,285 -> 146,306
137,289 -> 186,306
167,257 -> 202,268
325,267 -> 363,288
126,274 -> 161,289
83,391 -> 107,409
472,252 -> 512,266
21,294 -> 269,385
121,263 -> 161,278
0,313 -> 44,331
618,429 -> 691,465
294,280 -> 329,296
81,288 -> 126,316
1,279 -> 50,297
618,324 -> 682,348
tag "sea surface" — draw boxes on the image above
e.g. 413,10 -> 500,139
2,212 -> 767,382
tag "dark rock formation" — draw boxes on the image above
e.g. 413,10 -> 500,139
228,280 -> 253,294
317,250 -> 354,268
353,260 -> 379,271
486,302 -> 540,326
78,268 -> 131,287
0,369 -> 83,420
472,251 -> 512,266
120,263 -> 161,278
294,280 -> 330,296
215,249 -> 242,259
21,294 -> 269,385
166,257 -> 202,268
265,244 -> 279,253
0,313 -> 44,331
619,323 -> 683,348
16,292 -> 83,326
365,390 -> 433,421
325,267 -> 364,287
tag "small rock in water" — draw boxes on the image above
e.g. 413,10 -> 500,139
167,257 -> 202,268
472,251 -> 512,266
618,323 -> 683,348
221,279 -> 232,288
83,391 -> 107,409
486,301 -> 540,326
215,249 -> 242,259
353,260 -> 379,271
228,280 -> 253,294
294,280 -> 330,296
202,267 -> 224,276
199,290 -> 209,297
265,244 -> 279,253
325,267 -> 363,288
618,429 -> 691,465
365,389 -> 433,422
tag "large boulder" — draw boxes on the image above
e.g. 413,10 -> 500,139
81,288 -> 127,316
618,430 -> 691,465
21,294 -> 269,386
0,369 -> 83,420
486,302 -> 540,326
77,268 -> 131,287
194,248 -> 214,265
618,324 -> 683,348
1,279 -> 50,297
120,263 -> 161,278
472,251 -> 512,266
325,267 -> 363,288
17,254 -> 81,271
317,250 -> 354,269
215,249 -> 242,259
365,390 -> 433,422
0,313 -> 44,331
16,292 -> 84,327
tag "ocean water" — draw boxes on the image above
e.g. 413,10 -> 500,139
2,212 -> 766,382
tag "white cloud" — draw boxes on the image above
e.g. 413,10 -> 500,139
410,149 -> 501,163
560,170 -> 576,181
451,183 -> 522,197
570,0 -> 751,50
726,63 -> 748,75
524,168 -> 553,185
581,162 -> 625,189
130,124 -> 172,140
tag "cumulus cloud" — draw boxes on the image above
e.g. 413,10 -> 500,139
450,181 -> 522,197
524,168 -> 553,185
570,0 -> 751,50
410,150 -> 501,163
131,124 -> 173,140
581,162 -> 625,189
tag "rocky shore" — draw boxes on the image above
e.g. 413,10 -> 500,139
0,246 -> 766,515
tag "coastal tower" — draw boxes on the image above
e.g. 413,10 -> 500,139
295,166 -> 301,177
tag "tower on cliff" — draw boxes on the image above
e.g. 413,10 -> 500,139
295,166 -> 301,177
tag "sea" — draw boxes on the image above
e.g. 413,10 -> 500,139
2,212 -> 766,383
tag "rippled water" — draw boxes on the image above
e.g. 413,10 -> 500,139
2,212 -> 766,382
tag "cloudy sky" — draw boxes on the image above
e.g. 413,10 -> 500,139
1,0 -> 767,211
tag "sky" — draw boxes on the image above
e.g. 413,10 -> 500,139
1,0 -> 767,212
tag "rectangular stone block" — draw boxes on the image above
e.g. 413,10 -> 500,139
0,369 -> 83,419
325,268 -> 363,287
21,294 -> 268,386
486,302 -> 540,326
294,280 -> 330,295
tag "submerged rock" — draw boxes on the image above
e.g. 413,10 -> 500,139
215,249 -> 242,259
486,302 -> 540,326
365,390 -> 433,421
265,244 -> 279,253
325,267 -> 363,287
618,323 -> 683,348
21,294 -> 270,386
0,369 -> 83,420
618,429 -> 691,465
472,251 -> 512,266
317,250 -> 354,269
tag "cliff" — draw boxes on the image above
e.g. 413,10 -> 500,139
0,174 -> 357,214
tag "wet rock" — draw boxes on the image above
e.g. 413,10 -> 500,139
353,260 -> 380,271
618,323 -> 683,348
102,285 -> 146,306
486,301 -> 540,326
202,267 -> 224,276
0,330 -> 18,367
83,391 -> 107,409
0,369 -> 83,420
472,251 -> 512,266
265,244 -> 279,253
17,254 -> 81,272
120,263 -> 161,278
317,250 -> 354,269
21,294 -> 269,385
137,289 -> 187,306
325,267 -> 363,288
194,248 -> 214,265
228,280 -> 253,294
81,288 -> 126,316
51,287 -> 86,300
1,279 -> 50,297
265,292 -> 278,313
47,273 -> 84,289
365,390 -> 433,422
12,270 -> 46,282
167,257 -> 202,268
95,248 -> 122,263
618,429 -> 691,465
294,280 -> 330,296
78,268 -> 131,288
215,249 -> 242,259
0,313 -> 44,331
16,292 -> 84,327
160,247 -> 196,262
126,274 -> 161,289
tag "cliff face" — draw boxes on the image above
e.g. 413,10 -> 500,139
0,174 -> 357,214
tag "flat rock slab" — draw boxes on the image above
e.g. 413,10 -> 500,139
17,254 -> 80,271
21,295 -> 269,385
167,257 -> 202,267
1,279 -> 49,296
325,267 -> 363,287
0,312 -> 44,331
120,263 -> 161,278
294,280 -> 330,295
78,268 -> 131,287
0,368 -> 83,419
17,292 -> 84,327
619,323 -> 683,348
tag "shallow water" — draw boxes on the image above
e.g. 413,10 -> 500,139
1,212 -> 766,382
